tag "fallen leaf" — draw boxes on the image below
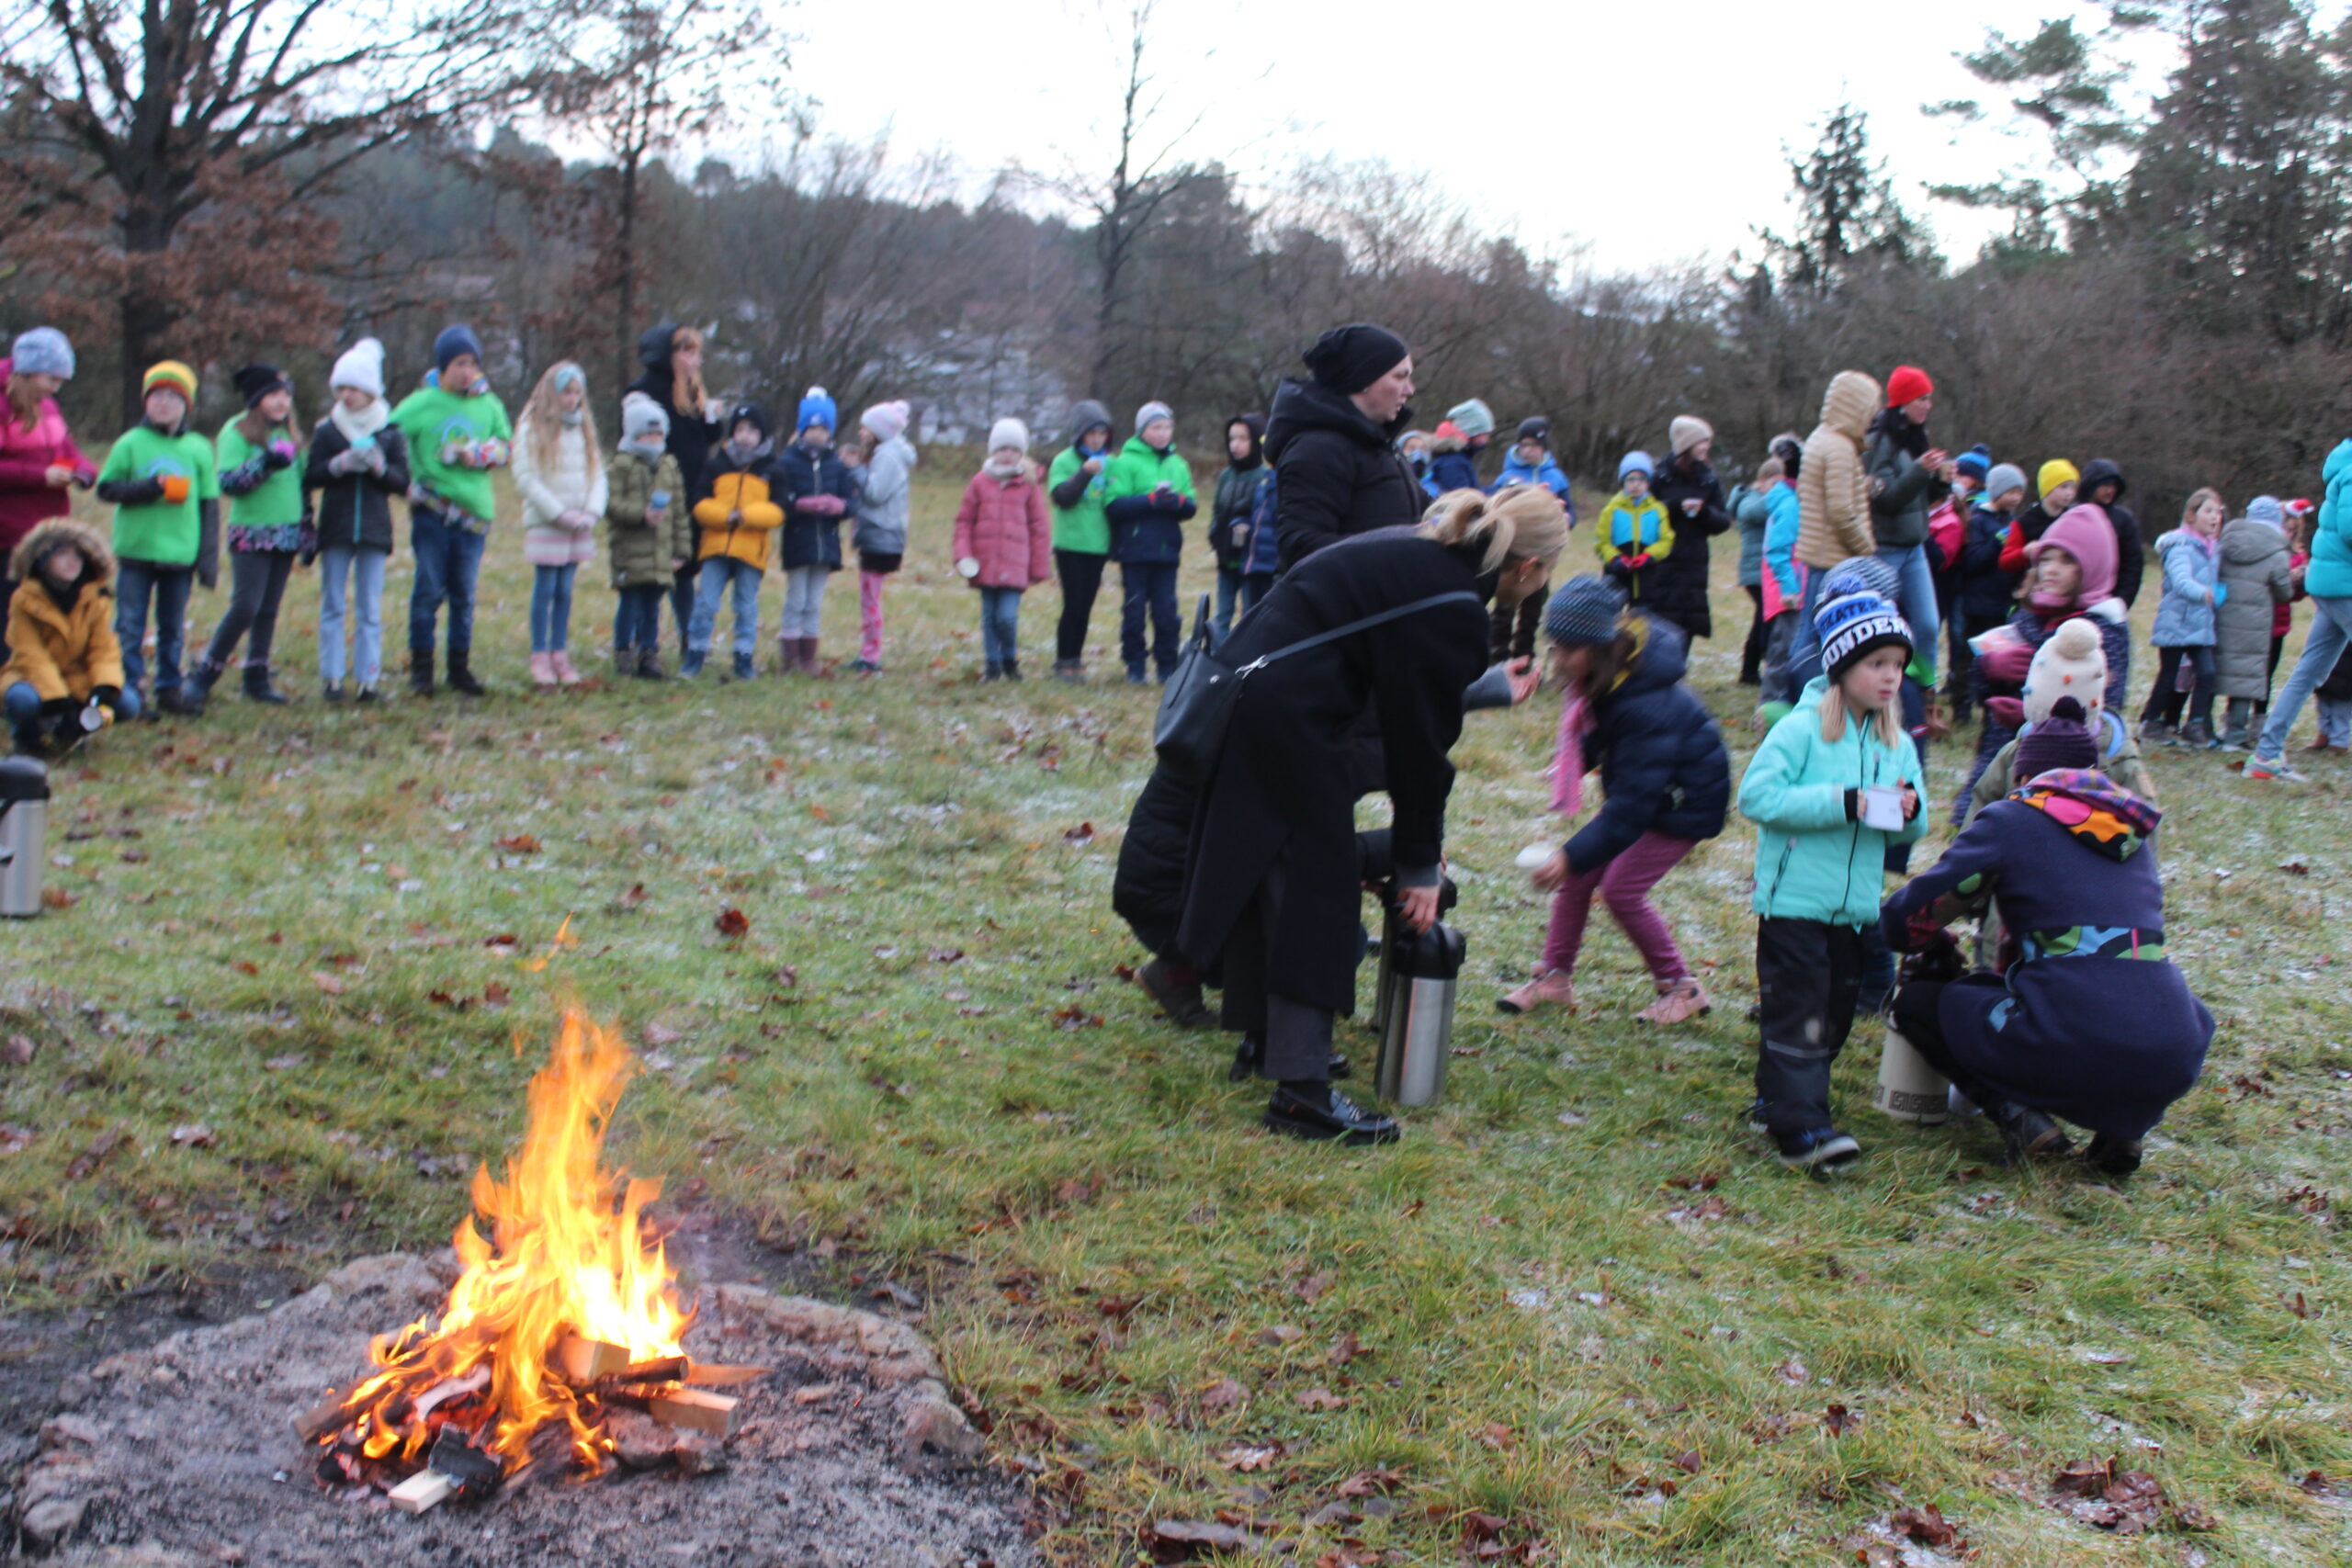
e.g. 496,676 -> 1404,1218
496,833 -> 542,853
230,960 -> 259,976
483,933 -> 519,953
1825,1404 -> 1860,1436
481,982 -> 511,1007
40,886 -> 74,909
1335,1467 -> 1404,1497
1062,822 -> 1094,846
0,1125 -> 35,1154
1295,1386 -> 1346,1412
1480,1422 -> 1515,1451
1774,1358 -> 1811,1385
616,883 -> 649,909
169,1122 -> 215,1148
1671,1449 -> 1702,1474
63,1127 -> 129,1180
1050,1005 -> 1104,1030
1294,1270 -> 1336,1305
1254,1325 -> 1304,1348
926,947 -> 966,964
3,1033 -> 35,1065
1199,1377 -> 1249,1412
1148,1517 -> 1256,1552
310,971 -> 345,995
1326,1330 -> 1363,1365
773,964 -> 799,988
1217,1444 -> 1277,1472
1665,1171 -> 1722,1191
2299,1470 -> 2335,1496
1891,1504 -> 1954,1546
715,907 -> 751,938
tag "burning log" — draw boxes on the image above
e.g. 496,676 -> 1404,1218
557,1336 -> 631,1384
645,1388 -> 741,1437
292,1392 -> 356,1444
595,1355 -> 688,1388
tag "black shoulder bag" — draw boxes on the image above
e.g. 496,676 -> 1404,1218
1152,589 -> 1483,782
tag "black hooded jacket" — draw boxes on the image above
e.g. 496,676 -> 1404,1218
2076,458 -> 2145,606
627,323 -> 724,501
1263,379 -> 1423,575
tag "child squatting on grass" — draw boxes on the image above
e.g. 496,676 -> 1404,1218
1737,588 -> 1927,1171
1498,576 -> 1729,1025
951,418 -> 1053,682
1881,698 -> 2214,1175
4,520 -> 132,751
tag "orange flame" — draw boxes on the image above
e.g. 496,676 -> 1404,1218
335,1009 -> 687,1471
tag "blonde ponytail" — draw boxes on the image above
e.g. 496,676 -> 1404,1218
1419,483 -> 1568,575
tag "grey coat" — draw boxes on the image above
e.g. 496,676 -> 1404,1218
2213,517 -> 2294,698
852,434 -> 917,558
2149,528 -> 2219,648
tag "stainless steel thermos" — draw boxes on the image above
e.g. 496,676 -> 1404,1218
1372,880 -> 1465,1108
0,757 -> 51,919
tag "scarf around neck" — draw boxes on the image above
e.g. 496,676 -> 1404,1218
330,398 -> 390,446
2007,768 -> 2161,858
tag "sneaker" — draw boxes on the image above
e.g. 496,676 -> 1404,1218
1136,957 -> 1216,1030
2245,756 -> 2304,781
549,650 -> 582,686
982,661 -> 1003,682
1498,969 -> 1576,1015
529,651 -> 559,688
1745,1099 -> 1768,1134
847,659 -> 880,674
2083,1132 -> 2144,1176
1773,1127 -> 1861,1170
356,686 -> 381,705
1636,978 -> 1711,1025
1125,667 -> 1148,686
681,650 -> 707,678
322,681 -> 345,705
1263,1085 -> 1398,1145
2134,719 -> 2173,746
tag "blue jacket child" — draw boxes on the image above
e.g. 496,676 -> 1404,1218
1498,416 -> 1576,528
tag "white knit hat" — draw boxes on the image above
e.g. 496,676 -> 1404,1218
1669,414 -> 1713,457
988,416 -> 1030,454
329,338 -> 386,398
2022,616 -> 2108,723
862,400 -> 911,444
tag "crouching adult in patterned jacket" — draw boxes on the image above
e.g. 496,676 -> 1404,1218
1881,703 -> 2212,1178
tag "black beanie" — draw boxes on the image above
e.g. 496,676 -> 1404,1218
1517,416 -> 1550,446
1302,323 -> 1408,395
2015,696 -> 2098,781
232,363 -> 288,409
726,401 -> 769,441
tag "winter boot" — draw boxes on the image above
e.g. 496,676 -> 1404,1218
550,650 -> 582,686
635,646 -> 666,681
409,649 -> 435,696
447,650 -> 486,696
1637,978 -> 1712,1025
680,649 -> 707,678
982,660 -> 1003,682
800,637 -> 823,674
1498,969 -> 1576,1016
615,646 -> 635,682
1003,659 -> 1023,682
157,684 -> 204,717
1053,660 -> 1084,683
243,664 -> 289,705
529,651 -> 559,688
187,660 -> 226,704
775,637 -> 798,675
732,650 -> 755,682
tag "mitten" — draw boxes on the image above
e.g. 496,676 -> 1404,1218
327,447 -> 366,477
264,438 -> 299,470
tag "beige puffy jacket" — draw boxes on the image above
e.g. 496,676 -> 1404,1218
1796,370 -> 1880,571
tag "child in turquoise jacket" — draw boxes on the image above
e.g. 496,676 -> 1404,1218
1737,589 -> 1927,1170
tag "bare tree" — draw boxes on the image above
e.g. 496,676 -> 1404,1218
0,0 -> 556,420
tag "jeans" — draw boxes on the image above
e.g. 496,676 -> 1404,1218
1055,549 -> 1106,664
202,549 -> 294,674
7,679 -> 141,740
2255,594 -> 2352,762
1753,916 -> 1866,1136
114,558 -> 194,696
529,563 -> 577,653
780,565 -> 829,640
690,558 -> 762,656
2142,645 -> 2217,730
2318,697 -> 2352,748
1875,541 -> 1939,683
317,547 -> 387,688
1120,560 -> 1180,676
614,584 -> 665,650
408,507 -> 485,656
1540,831 -> 1694,982
669,565 -> 698,653
1213,568 -> 1244,644
979,585 -> 1023,666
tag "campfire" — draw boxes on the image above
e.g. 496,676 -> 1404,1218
296,1010 -> 757,1514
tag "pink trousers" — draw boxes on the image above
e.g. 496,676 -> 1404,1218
859,570 -> 887,664
1541,830 -> 1695,982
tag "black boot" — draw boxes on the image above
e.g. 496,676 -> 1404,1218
2083,1133 -> 2143,1176
409,649 -> 435,695
157,684 -> 203,716
1264,1081 -> 1395,1144
1989,1101 -> 2074,1162
1137,957 -> 1216,1030
447,649 -> 486,696
635,646 -> 666,681
1003,659 -> 1023,682
243,665 -> 289,705
187,660 -> 224,703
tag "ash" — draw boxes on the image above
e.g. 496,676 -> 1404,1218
14,1255 -> 1035,1568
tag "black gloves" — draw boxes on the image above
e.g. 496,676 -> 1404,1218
1842,787 -> 1860,821
90,685 -> 120,710
39,696 -> 72,720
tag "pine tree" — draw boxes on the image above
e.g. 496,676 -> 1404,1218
1761,105 -> 1935,291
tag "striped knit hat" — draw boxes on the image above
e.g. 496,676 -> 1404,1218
1815,591 -> 1911,682
1544,576 -> 1627,647
141,361 -> 197,403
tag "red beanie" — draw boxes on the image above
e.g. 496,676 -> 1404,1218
1885,365 -> 1933,406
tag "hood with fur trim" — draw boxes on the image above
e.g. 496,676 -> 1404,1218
8,516 -> 112,592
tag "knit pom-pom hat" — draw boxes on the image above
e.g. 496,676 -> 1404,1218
2022,617 -> 2109,722
797,386 -> 837,434
1816,591 -> 1911,682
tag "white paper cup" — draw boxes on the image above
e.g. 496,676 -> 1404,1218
1516,843 -> 1556,871
956,557 -> 981,579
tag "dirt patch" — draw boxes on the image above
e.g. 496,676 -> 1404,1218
13,1254 -> 1035,1567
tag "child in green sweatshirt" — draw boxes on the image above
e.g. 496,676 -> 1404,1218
95,360 -> 220,716
390,323 -> 512,696
191,363 -> 306,706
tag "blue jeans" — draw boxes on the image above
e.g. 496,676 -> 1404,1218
529,563 -> 577,653
615,584 -> 665,650
1120,560 -> 1180,676
114,558 -> 194,696
409,507 -> 486,656
669,565 -> 697,653
318,546 -> 388,688
1213,568 -> 1243,644
1876,542 -> 1939,683
979,586 -> 1023,665
1781,564 -> 1835,698
8,680 -> 141,739
690,558 -> 762,656
2255,594 -> 2352,762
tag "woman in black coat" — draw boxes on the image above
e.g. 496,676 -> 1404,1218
1177,487 -> 1569,1145
1646,421 -> 1732,640
1264,323 -> 1424,575
628,323 -> 725,650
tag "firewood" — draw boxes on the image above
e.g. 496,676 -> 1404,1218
647,1388 -> 741,1437
292,1392 -> 355,1442
595,1355 -> 688,1387
412,1365 -> 490,1420
683,1362 -> 771,1386
557,1336 -> 631,1383
388,1469 -> 456,1514
426,1427 -> 506,1500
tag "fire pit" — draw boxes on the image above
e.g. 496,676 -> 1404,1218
10,1013 -> 1035,1565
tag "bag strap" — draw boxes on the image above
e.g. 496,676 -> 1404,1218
1238,591 -> 1484,675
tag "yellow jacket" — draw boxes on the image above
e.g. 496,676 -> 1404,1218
692,454 -> 785,570
1,519 -> 123,703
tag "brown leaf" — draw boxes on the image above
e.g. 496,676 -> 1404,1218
2299,1470 -> 2335,1496
1295,1386 -> 1346,1412
63,1127 -> 128,1180
1254,1324 -> 1304,1348
483,932 -> 519,953
3,1033 -> 36,1065
1293,1270 -> 1336,1305
0,1125 -> 36,1155
169,1122 -> 215,1148
1825,1404 -> 1860,1436
1199,1377 -> 1249,1413
773,964 -> 799,988
1149,1517 -> 1256,1554
1671,1449 -> 1702,1474
926,946 -> 966,964
1665,1171 -> 1722,1191
230,959 -> 260,976
2051,1456 -> 2114,1496
496,833 -> 543,853
1890,1504 -> 1953,1546
40,886 -> 75,909
617,882 -> 649,908
1326,1329 -> 1363,1365
1217,1443 -> 1277,1472
1062,822 -> 1094,846
1334,1467 -> 1404,1497
1773,1358 -> 1811,1385
480,981 -> 512,1007
1050,1005 -> 1104,1030
715,907 -> 751,938
1479,1422 -> 1515,1451
310,971 -> 345,995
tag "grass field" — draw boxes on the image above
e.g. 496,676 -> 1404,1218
3,452 -> 2348,1565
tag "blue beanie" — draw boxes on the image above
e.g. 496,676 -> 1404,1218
1955,444 -> 1992,482
434,323 -> 483,374
9,327 -> 74,380
1617,450 -> 1654,482
2247,495 -> 2283,524
797,386 -> 837,434
1815,591 -> 1912,682
1544,576 -> 1628,647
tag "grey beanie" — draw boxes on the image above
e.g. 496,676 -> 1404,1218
1544,576 -> 1628,647
621,390 -> 670,444
1984,463 -> 2027,502
9,327 -> 74,380
1135,400 -> 1174,434
2248,495 -> 2284,524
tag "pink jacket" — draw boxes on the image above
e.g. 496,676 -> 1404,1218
952,467 -> 1052,590
0,359 -> 94,562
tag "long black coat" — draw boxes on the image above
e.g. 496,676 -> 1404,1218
1264,379 -> 1424,576
1177,530 -> 1489,1013
1645,453 -> 1731,638
303,419 -> 411,555
1563,615 -> 1731,873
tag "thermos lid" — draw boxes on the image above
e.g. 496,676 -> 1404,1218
0,756 -> 50,803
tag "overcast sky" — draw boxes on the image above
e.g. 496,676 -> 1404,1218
773,0 -> 2155,275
